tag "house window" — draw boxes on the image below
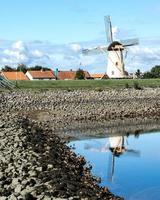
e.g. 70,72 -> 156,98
112,71 -> 114,75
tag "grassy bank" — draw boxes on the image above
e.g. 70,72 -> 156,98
1,79 -> 160,90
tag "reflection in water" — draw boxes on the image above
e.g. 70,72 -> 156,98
85,135 -> 140,183
69,130 -> 160,200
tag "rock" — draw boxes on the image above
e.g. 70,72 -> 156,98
24,193 -> 37,200
11,178 -> 20,188
0,172 -> 4,180
14,184 -> 22,194
47,164 -> 53,170
0,123 -> 5,128
28,170 -> 37,177
9,194 -> 17,200
36,167 -> 42,172
0,197 -> 7,200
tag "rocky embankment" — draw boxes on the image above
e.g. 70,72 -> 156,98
0,88 -> 160,199
0,114 -> 122,200
1,88 -> 160,122
0,88 -> 160,138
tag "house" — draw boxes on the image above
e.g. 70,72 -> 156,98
1,71 -> 28,80
91,73 -> 109,80
26,70 -> 56,80
83,71 -> 91,79
57,70 -> 91,80
57,71 -> 76,80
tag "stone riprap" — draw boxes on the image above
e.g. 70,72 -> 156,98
0,114 -> 122,200
0,88 -> 160,199
50,118 -> 160,140
0,88 -> 160,124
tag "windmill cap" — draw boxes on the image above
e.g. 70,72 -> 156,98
107,41 -> 124,51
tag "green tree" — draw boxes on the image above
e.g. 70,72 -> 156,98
17,64 -> 27,74
28,65 -> 51,71
2,65 -> 16,72
135,69 -> 141,78
75,69 -> 85,80
143,72 -> 154,79
151,65 -> 160,78
143,65 -> 160,79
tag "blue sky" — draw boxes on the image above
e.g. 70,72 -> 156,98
0,0 -> 160,73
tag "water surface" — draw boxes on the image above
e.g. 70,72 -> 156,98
69,131 -> 160,200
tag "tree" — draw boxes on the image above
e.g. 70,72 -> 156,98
17,64 -> 27,74
2,65 -> 16,72
143,72 -> 155,79
75,69 -> 85,80
28,65 -> 51,71
151,65 -> 160,78
135,69 -> 141,78
143,65 -> 160,79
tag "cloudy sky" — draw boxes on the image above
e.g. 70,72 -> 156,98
0,0 -> 160,73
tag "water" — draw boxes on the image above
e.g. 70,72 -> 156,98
69,131 -> 160,200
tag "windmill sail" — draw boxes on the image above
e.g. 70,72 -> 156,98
82,45 -> 108,55
104,15 -> 113,43
107,153 -> 115,182
120,38 -> 139,47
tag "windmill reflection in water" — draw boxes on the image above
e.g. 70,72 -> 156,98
85,135 -> 141,182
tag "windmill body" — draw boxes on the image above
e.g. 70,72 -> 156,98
82,16 -> 139,78
107,42 -> 125,78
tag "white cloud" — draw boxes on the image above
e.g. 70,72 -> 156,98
12,41 -> 27,52
69,43 -> 82,52
31,50 -> 44,58
0,38 -> 160,73
0,40 -> 51,67
125,45 -> 160,72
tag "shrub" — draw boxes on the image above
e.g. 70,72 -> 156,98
125,83 -> 129,89
75,69 -> 85,80
133,82 -> 142,90
67,88 -> 73,92
95,87 -> 103,92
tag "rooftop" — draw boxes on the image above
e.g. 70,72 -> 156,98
27,70 -> 55,79
1,71 -> 28,80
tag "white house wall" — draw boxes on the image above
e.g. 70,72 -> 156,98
26,72 -> 33,80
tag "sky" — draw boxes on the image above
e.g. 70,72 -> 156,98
0,0 -> 160,73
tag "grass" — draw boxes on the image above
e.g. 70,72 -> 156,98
8,79 -> 160,90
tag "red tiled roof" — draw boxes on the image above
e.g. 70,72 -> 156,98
2,71 -> 28,80
91,73 -> 109,79
27,70 -> 55,79
57,71 -> 90,80
57,71 -> 76,80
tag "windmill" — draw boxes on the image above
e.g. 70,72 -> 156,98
107,136 -> 140,182
82,16 -> 139,78
84,135 -> 140,182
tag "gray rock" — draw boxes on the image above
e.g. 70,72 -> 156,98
14,184 -> 22,194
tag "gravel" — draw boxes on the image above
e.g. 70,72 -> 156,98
0,114 -> 123,200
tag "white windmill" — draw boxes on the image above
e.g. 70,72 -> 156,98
85,135 -> 140,182
82,16 -> 139,78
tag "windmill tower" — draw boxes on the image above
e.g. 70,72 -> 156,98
85,135 -> 140,183
82,16 -> 139,78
